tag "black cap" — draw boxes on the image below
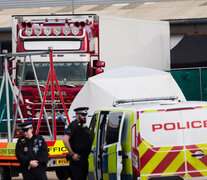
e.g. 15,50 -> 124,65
18,122 -> 33,132
74,107 -> 89,115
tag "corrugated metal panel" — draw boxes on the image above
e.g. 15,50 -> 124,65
0,0 -> 184,9
0,0 -> 206,28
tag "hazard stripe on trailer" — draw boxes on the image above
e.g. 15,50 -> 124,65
0,140 -> 68,157
47,140 -> 68,156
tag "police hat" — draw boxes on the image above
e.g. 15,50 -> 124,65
19,121 -> 33,132
74,107 -> 89,115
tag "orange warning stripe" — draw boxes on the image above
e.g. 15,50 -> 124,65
0,162 -> 12,166
0,162 -> 20,166
11,163 -> 20,166
0,156 -> 17,160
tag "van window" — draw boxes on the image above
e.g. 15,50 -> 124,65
105,112 -> 123,145
89,113 -> 98,143
99,112 -> 109,147
121,114 -> 130,144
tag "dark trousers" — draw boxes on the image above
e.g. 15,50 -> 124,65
70,158 -> 89,180
22,166 -> 48,180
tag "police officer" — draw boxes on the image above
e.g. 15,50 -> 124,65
15,122 -> 48,180
63,107 -> 91,180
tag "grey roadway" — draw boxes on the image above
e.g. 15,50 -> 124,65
13,171 -> 64,180
0,0 -> 184,9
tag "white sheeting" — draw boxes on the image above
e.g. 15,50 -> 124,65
68,66 -> 186,123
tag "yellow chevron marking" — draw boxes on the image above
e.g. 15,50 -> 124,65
139,138 -> 153,149
181,174 -> 187,179
142,110 -> 158,113
163,151 -> 185,174
139,140 -> 149,149
197,171 -> 207,177
139,143 -> 149,158
195,143 -> 207,149
139,148 -> 148,159
139,144 -> 174,158
186,150 -> 207,176
199,148 -> 207,157
157,146 -> 175,151
186,143 -> 207,177
141,147 -> 173,174
140,176 -> 148,180
161,173 -> 174,177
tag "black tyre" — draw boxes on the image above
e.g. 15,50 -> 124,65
0,166 -> 11,180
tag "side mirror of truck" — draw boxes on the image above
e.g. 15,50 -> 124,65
96,61 -> 105,68
95,68 -> 104,75
93,60 -> 105,68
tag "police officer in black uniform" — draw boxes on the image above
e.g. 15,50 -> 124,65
63,107 -> 91,180
15,122 -> 48,180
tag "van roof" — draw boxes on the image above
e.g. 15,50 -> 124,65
97,101 -> 207,113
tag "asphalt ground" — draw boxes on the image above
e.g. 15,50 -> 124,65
12,171 -> 69,180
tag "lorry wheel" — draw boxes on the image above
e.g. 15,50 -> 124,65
55,166 -> 71,180
0,166 -> 11,180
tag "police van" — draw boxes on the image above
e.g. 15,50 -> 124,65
88,97 -> 207,180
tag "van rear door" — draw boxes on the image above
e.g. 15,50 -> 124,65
96,111 -> 125,180
139,109 -> 186,179
181,107 -> 207,178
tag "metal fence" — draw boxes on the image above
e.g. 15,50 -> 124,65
170,67 -> 207,101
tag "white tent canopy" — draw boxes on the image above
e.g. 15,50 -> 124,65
68,66 -> 186,123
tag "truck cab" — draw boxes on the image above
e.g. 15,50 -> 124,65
88,98 -> 207,180
11,14 -> 105,135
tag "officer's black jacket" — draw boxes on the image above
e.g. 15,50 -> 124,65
64,120 -> 91,158
15,134 -> 48,168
